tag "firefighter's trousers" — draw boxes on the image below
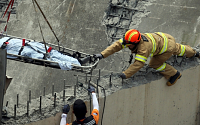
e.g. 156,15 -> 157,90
149,38 -> 196,79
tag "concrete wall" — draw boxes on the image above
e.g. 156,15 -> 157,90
24,66 -> 200,125
103,66 -> 200,125
3,0 -> 200,106
2,0 -> 200,124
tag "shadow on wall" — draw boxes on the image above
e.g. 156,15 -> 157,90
196,102 -> 200,124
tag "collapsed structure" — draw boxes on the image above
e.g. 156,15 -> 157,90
1,0 -> 200,124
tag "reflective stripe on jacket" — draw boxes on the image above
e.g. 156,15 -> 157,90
145,33 -> 156,57
100,32 -> 175,78
156,32 -> 168,54
178,45 -> 186,56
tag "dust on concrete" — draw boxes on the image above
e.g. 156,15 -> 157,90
3,51 -> 200,124
2,0 -> 200,124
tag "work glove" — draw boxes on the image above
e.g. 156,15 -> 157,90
88,86 -> 95,93
118,73 -> 126,79
63,104 -> 70,114
94,53 -> 103,60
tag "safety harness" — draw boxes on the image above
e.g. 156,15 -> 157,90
1,38 -> 53,60
18,39 -> 26,55
72,116 -> 96,125
0,37 -> 11,49
1,0 -> 15,34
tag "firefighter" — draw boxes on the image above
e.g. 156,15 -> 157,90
94,29 -> 199,86
60,86 -> 99,125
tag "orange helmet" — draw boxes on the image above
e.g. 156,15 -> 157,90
124,29 -> 141,44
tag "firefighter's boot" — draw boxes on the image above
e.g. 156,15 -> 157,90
167,71 -> 182,86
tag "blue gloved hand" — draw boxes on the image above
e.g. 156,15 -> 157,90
94,54 -> 103,60
63,104 -> 70,114
118,73 -> 126,79
88,86 -> 95,93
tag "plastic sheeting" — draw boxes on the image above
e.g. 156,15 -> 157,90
0,37 -> 81,70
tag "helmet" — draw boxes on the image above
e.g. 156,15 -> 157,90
124,29 -> 141,44
73,99 -> 87,119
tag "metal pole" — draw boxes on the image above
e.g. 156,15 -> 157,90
63,90 -> 65,102
0,49 -> 7,125
109,72 -> 112,88
14,104 -> 16,119
17,94 -> 19,107
29,90 -> 31,103
97,79 -> 99,98
64,79 -> 65,89
39,96 -> 42,113
5,101 -> 8,107
89,80 -> 91,114
27,101 -> 29,117
54,93 -> 56,108
88,79 -> 90,96
63,79 -> 65,101
73,85 -> 76,98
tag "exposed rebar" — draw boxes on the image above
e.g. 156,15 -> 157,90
63,89 -> 65,102
29,90 -> 31,103
39,96 -> 42,113
54,93 -> 56,108
27,101 -> 29,117
17,94 -> 19,108
109,72 -> 113,87
14,104 -> 16,119
52,84 -> 54,96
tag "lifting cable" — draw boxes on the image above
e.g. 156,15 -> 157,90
31,0 -> 48,54
32,0 -> 61,50
0,0 -> 15,35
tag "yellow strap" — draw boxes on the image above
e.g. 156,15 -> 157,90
156,32 -> 168,54
135,54 -> 147,63
119,38 -> 131,48
156,63 -> 166,71
145,33 -> 156,57
119,39 -> 125,49
178,45 -> 186,56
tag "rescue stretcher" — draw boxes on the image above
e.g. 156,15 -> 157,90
0,34 -> 99,74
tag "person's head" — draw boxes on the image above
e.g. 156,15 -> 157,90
123,29 -> 141,50
73,99 -> 87,120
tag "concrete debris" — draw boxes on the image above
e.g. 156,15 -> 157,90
2,0 -> 200,124
3,53 -> 200,124
103,0 -> 153,43
2,89 -> 89,124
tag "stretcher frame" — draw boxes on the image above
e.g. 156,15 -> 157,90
0,34 -> 99,74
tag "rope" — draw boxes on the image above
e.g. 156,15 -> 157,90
32,0 -> 48,54
32,0 -> 60,50
1,0 -> 15,34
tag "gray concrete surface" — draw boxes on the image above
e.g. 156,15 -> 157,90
1,0 -> 200,124
3,66 -> 200,125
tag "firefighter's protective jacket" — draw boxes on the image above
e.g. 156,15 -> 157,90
101,32 -> 178,78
